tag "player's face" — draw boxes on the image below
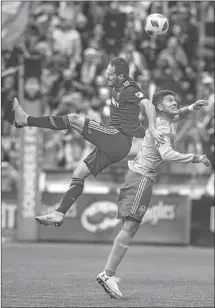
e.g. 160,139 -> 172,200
160,95 -> 178,116
105,64 -> 118,87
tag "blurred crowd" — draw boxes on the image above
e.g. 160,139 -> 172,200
1,1 -> 214,189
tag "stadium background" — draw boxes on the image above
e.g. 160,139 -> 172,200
2,0 -> 214,244
1,2 -> 214,307
1,1 -> 214,244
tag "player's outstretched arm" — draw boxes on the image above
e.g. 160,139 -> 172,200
157,136 -> 211,167
140,99 -> 165,143
174,100 -> 209,122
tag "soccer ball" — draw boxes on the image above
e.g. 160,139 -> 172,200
144,13 -> 169,37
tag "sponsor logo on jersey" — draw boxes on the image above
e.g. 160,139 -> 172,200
135,91 -> 144,98
81,201 -> 120,233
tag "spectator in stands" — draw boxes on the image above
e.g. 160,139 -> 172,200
197,75 -> 214,180
120,42 -> 146,79
43,130 -> 65,169
2,74 -> 17,123
157,36 -> 188,75
52,16 -> 82,73
77,47 -> 102,95
91,24 -> 105,49
1,161 -> 19,192
103,2 -> 126,55
1,1 -> 215,179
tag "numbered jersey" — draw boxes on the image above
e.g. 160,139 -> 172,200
109,78 -> 145,137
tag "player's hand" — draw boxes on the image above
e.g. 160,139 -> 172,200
193,155 -> 211,167
199,155 -> 211,167
149,128 -> 165,143
193,100 -> 209,110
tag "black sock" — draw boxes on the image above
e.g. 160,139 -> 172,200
27,115 -> 70,130
56,178 -> 84,214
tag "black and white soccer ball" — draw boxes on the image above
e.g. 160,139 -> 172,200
144,13 -> 169,37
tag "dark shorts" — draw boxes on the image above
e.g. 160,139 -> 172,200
82,119 -> 132,176
117,170 -> 154,222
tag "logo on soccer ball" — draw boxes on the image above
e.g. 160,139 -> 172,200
144,13 -> 169,37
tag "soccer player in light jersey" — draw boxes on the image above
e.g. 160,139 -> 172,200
96,90 -> 211,299
13,57 -> 167,226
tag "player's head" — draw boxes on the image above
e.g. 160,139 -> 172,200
105,57 -> 129,87
152,90 -> 178,117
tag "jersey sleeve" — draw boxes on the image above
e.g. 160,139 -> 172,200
122,85 -> 145,105
155,122 -> 194,163
157,137 -> 194,163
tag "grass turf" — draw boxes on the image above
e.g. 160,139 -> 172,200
2,242 -> 214,307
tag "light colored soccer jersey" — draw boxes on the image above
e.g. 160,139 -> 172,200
128,117 -> 195,182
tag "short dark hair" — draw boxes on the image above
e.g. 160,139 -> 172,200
109,57 -> 129,77
152,90 -> 175,107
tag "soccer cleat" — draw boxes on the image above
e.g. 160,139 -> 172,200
96,271 -> 123,299
12,97 -> 28,128
35,211 -> 64,227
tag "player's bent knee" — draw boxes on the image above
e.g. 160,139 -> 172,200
72,161 -> 91,180
122,219 -> 140,238
67,113 -> 85,132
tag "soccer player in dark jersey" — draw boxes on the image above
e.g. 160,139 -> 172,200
13,58 -> 169,226
96,90 -> 210,299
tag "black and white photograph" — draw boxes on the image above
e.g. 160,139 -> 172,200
1,1 -> 214,307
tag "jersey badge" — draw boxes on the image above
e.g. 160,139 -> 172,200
135,91 -> 144,98
139,205 -> 147,215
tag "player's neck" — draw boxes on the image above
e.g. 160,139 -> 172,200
158,113 -> 174,123
115,78 -> 126,89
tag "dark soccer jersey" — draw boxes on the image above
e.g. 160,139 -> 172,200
109,78 -> 145,137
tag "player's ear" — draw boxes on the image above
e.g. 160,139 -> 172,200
118,73 -> 124,81
157,104 -> 162,111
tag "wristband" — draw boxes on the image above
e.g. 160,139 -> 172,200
192,154 -> 199,163
188,104 -> 195,111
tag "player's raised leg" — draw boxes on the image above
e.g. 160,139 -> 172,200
12,97 -> 85,133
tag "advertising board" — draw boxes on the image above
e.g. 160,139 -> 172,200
38,192 -> 191,244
